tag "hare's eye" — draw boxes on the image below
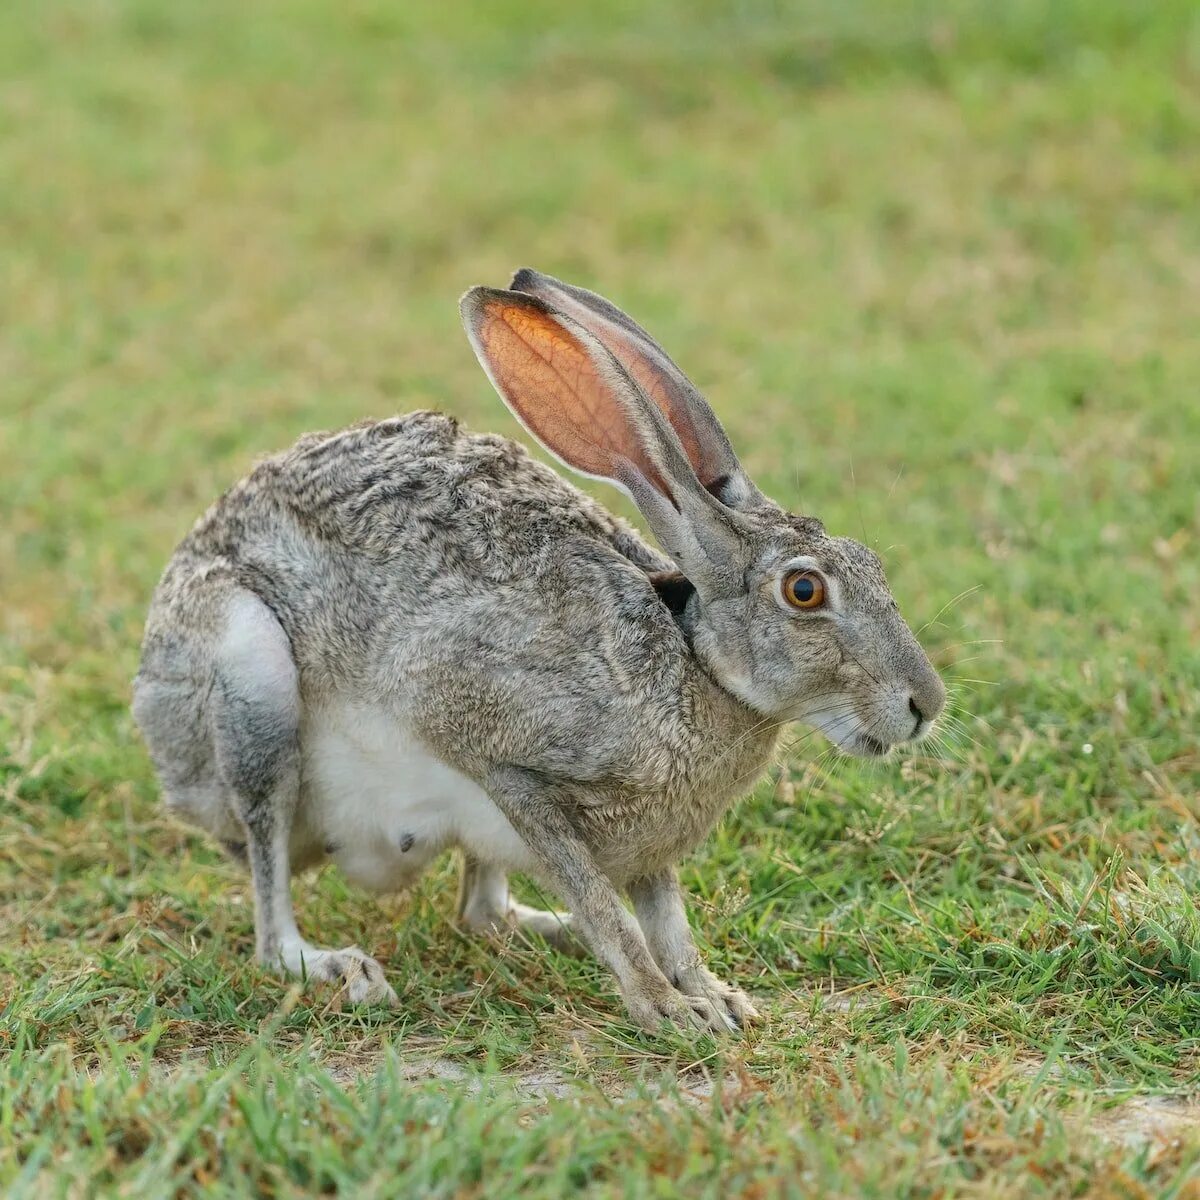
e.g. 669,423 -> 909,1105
782,569 -> 826,610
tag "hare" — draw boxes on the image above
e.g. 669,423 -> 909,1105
133,269 -> 945,1033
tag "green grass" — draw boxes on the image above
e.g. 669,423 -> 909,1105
3,0 -> 1200,1195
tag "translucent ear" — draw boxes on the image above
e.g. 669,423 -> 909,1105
509,268 -> 764,510
460,286 -> 746,593
460,287 -> 678,504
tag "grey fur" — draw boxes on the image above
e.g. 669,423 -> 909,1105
133,273 -> 945,1032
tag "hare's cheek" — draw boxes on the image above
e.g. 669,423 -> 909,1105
786,624 -> 842,678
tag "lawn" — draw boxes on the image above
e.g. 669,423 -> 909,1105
2,0 -> 1200,1195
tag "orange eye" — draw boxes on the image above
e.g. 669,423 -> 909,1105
782,569 -> 826,610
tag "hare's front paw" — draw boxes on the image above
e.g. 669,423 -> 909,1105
273,941 -> 398,1008
673,966 -> 760,1029
624,979 -> 736,1036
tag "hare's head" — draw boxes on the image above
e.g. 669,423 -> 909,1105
461,270 -> 944,757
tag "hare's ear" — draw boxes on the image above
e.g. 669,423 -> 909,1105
509,269 -> 764,512
460,287 -> 746,594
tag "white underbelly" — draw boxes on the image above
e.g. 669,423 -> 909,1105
299,700 -> 534,892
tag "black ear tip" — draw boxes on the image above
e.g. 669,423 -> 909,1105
459,284 -> 560,331
509,267 -> 543,293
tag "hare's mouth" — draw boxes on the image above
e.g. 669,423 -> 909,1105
853,733 -> 890,757
801,707 -> 895,758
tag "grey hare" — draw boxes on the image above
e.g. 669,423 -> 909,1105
133,269 -> 944,1033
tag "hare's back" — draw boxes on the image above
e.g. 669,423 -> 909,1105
185,411 -> 665,575
159,412 -> 673,685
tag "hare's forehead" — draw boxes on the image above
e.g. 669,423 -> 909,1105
756,513 -> 827,560
826,538 -> 898,612
761,526 -> 890,589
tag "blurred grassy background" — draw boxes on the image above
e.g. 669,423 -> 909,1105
2,1 -> 1200,1195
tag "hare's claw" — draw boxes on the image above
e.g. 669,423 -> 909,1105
682,993 -> 739,1034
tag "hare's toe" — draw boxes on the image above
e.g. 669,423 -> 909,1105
281,943 -> 398,1008
625,982 -> 732,1036
674,967 -> 759,1030
720,987 -> 760,1028
321,949 -> 398,1008
679,993 -> 737,1034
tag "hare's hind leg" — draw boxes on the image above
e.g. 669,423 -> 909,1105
456,854 -> 579,953
212,590 -> 396,1007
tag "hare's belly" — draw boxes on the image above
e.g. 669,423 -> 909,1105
300,701 -> 535,892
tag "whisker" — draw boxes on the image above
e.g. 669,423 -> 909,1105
916,585 -> 983,638
942,706 -> 996,737
941,655 -> 986,669
931,717 -> 985,754
932,638 -> 1003,653
848,453 -> 870,545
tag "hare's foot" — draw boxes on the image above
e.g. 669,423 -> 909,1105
274,939 -> 398,1008
671,964 -> 759,1029
457,855 -> 583,955
623,976 -> 739,1036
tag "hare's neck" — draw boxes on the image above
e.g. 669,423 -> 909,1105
627,675 -> 779,871
685,669 -> 782,810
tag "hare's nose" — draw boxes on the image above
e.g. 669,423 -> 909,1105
902,696 -> 921,739
906,672 -> 946,736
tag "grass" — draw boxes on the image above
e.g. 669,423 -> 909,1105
2,0 -> 1200,1194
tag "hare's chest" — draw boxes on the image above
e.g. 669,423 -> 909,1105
298,700 -> 535,891
591,721 -> 779,878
